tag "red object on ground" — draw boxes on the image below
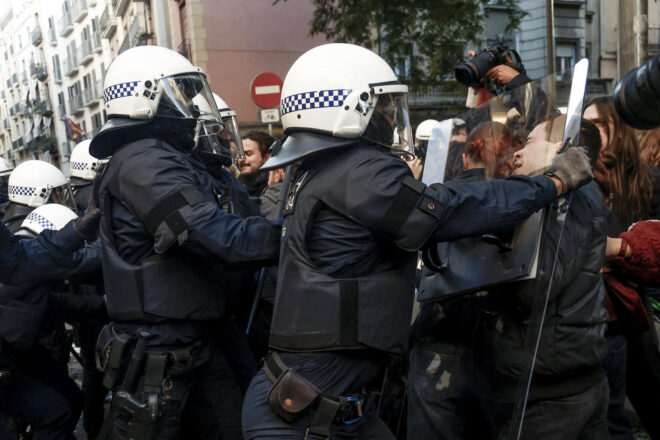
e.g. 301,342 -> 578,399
250,72 -> 284,108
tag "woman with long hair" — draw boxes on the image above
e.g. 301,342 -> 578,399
584,95 -> 660,440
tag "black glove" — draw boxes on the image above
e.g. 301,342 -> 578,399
74,205 -> 101,242
546,146 -> 593,194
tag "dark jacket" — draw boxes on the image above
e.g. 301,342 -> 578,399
98,139 -> 280,346
476,182 -> 609,401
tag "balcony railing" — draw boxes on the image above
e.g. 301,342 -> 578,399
30,63 -> 49,82
83,82 -> 100,106
31,27 -> 42,46
113,0 -> 130,17
80,38 -> 94,65
408,84 -> 465,108
58,12 -> 74,37
65,52 -> 79,77
72,0 -> 88,23
69,93 -> 84,115
100,7 -> 118,39
36,100 -> 53,116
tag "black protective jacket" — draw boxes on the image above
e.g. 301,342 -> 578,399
270,143 -> 559,356
475,182 -> 609,401
98,138 -> 280,346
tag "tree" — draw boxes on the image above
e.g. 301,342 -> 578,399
276,0 -> 525,89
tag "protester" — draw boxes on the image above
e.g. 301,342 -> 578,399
239,130 -> 275,196
584,96 -> 660,440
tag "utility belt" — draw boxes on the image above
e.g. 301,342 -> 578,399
96,325 -> 201,440
264,352 -> 375,440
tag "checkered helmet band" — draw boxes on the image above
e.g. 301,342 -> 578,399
25,211 -> 55,230
70,161 -> 87,171
281,89 -> 352,116
104,81 -> 139,103
8,185 -> 35,197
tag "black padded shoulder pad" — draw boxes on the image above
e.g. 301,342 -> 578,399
380,176 -> 426,237
143,188 -> 207,237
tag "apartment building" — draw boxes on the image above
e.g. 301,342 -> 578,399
0,0 -> 152,172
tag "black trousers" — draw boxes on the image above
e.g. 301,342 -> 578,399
242,351 -> 395,439
109,340 -> 244,440
0,345 -> 82,440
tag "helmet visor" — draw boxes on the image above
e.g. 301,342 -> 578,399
51,183 -> 79,215
362,92 -> 414,159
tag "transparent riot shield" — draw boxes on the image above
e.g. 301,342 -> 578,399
414,60 -> 589,439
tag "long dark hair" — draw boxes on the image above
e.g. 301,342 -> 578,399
584,96 -> 654,227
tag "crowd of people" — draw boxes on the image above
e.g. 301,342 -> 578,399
0,41 -> 658,440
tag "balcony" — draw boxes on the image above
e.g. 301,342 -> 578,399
30,63 -> 49,82
80,39 -> 94,65
37,100 -> 53,117
65,52 -> 79,77
69,93 -> 84,115
31,27 -> 43,46
83,82 -> 100,106
113,0 -> 130,18
72,0 -> 88,23
92,31 -> 102,53
58,11 -> 74,37
100,7 -> 118,39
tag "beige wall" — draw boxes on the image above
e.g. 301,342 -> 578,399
192,0 -> 328,127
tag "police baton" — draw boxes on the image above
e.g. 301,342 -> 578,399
245,163 -> 295,336
120,332 -> 149,393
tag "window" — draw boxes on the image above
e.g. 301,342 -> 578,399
393,56 -> 412,79
555,42 -> 577,79
52,55 -> 62,81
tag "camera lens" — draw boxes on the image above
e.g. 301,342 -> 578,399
613,52 -> 660,130
455,50 -> 498,88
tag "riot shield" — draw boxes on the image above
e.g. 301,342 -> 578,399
414,60 -> 589,439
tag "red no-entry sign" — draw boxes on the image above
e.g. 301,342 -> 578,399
250,72 -> 283,108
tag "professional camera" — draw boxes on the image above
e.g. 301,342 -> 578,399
613,51 -> 660,130
455,41 -> 524,89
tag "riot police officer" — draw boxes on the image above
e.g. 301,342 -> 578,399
3,160 -> 76,232
0,203 -> 101,440
88,46 -> 280,439
240,43 -> 593,439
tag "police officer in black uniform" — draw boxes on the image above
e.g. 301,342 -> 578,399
240,43 -> 594,439
89,46 -> 280,439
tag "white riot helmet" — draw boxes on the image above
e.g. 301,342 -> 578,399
262,43 -> 414,170
16,204 -> 78,238
415,119 -> 440,143
90,46 -> 225,160
8,160 -> 73,208
70,140 -> 106,180
209,93 -> 244,158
